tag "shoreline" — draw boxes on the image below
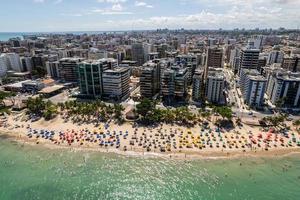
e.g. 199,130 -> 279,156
2,130 -> 300,161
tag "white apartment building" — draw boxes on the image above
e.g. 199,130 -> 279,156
102,67 -> 130,101
6,53 -> 23,72
205,68 -> 225,104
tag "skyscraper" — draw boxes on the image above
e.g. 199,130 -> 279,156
78,60 -> 111,98
238,47 -> 260,75
161,67 -> 188,101
59,58 -> 84,82
0,54 -> 8,77
206,47 -> 223,69
240,69 -> 266,108
266,69 -> 300,108
102,68 -> 130,101
132,43 -> 145,66
140,62 -> 160,98
6,53 -> 23,72
192,70 -> 204,102
205,68 -> 225,104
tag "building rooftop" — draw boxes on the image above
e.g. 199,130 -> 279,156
39,85 -> 65,94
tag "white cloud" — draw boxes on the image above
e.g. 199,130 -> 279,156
97,0 -> 127,3
111,3 -> 123,11
91,3 -> 133,15
134,1 -> 153,8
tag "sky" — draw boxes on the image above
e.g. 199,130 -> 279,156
0,0 -> 299,32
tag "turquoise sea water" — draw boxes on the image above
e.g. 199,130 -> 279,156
0,136 -> 300,200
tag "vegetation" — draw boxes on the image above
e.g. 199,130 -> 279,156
26,97 -> 58,120
58,100 -> 125,123
136,98 -> 197,126
293,119 -> 300,132
0,91 -> 16,114
212,106 -> 233,121
262,114 -> 288,130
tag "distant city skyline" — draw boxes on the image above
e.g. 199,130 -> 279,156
0,0 -> 300,32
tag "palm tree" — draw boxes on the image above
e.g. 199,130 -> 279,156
113,104 -> 125,121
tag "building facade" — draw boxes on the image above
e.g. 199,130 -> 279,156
205,69 -> 225,104
78,60 -> 111,98
238,47 -> 260,75
192,70 -> 204,102
140,62 -> 160,99
266,69 -> 300,108
240,69 -> 266,107
59,58 -> 84,82
102,68 -> 130,101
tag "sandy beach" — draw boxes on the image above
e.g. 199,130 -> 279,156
1,111 -> 300,160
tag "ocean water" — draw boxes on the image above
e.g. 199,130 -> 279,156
0,31 -> 126,41
0,33 -> 24,41
0,137 -> 300,200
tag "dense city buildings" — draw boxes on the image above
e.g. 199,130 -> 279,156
0,28 -> 299,111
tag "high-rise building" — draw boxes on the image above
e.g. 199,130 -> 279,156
140,62 -> 160,98
206,47 -> 223,69
132,43 -> 145,66
266,69 -> 300,108
230,47 -> 241,74
282,56 -> 300,72
78,60 -> 110,98
143,43 -> 152,62
161,67 -> 188,100
46,61 -> 60,79
175,54 -> 198,85
204,47 -> 223,83
102,68 -> 130,101
6,53 -> 23,72
205,68 -> 225,104
0,54 -> 8,77
240,69 -> 266,108
238,47 -> 260,75
192,70 -> 204,102
21,57 -> 33,72
59,58 -> 84,82
267,50 -> 284,65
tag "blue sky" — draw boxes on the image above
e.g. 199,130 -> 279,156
0,0 -> 299,32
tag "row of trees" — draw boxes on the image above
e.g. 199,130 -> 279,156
261,114 -> 288,130
58,100 -> 125,123
26,98 -> 126,123
136,99 -> 197,125
136,98 -> 233,126
26,97 -> 58,120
